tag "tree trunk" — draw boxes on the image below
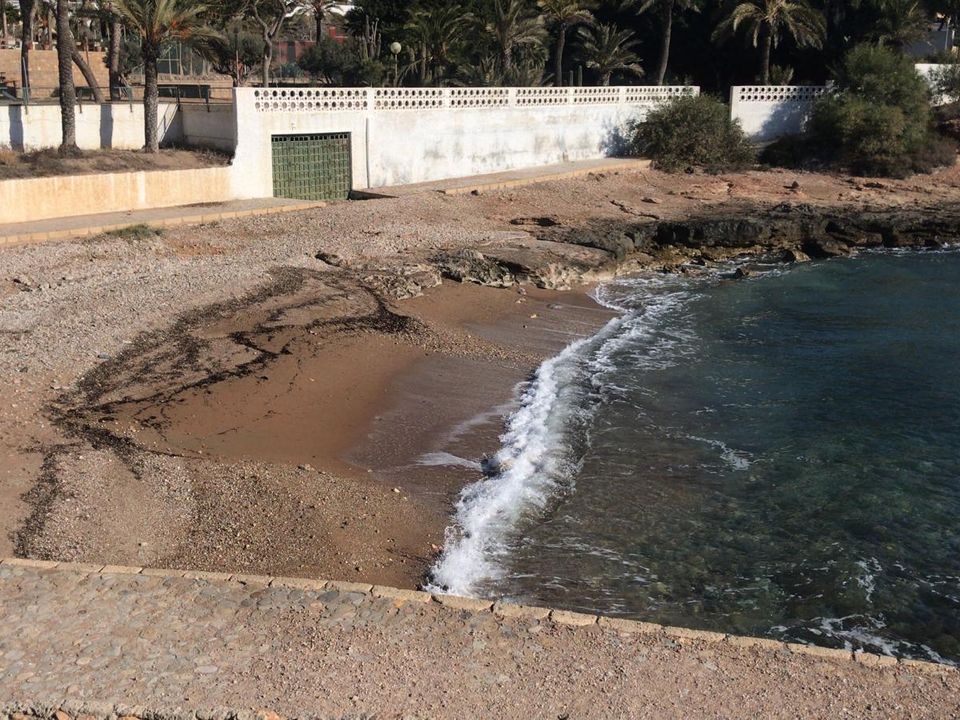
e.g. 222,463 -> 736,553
316,8 -> 324,41
602,71 -> 611,86
655,4 -> 672,86
71,48 -> 104,103
20,0 -> 34,94
554,23 -> 566,87
760,27 -> 772,84
2,0 -> 8,40
261,29 -> 272,87
108,16 -> 122,99
56,0 -> 78,153
143,51 -> 159,152
43,5 -> 53,49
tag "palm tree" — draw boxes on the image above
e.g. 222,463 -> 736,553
871,0 -> 929,48
537,0 -> 594,86
405,3 -> 472,86
56,0 -> 78,153
624,0 -> 699,86
20,0 -> 35,94
486,0 -> 546,80
712,0 -> 825,85
111,0 -> 218,152
311,0 -> 335,41
577,22 -> 643,85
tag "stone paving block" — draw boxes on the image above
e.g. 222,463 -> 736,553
724,634 -> 788,653
372,586 -> 433,604
492,602 -> 551,621
231,573 -> 275,586
899,658 -> 957,675
1,558 -> 59,570
324,580 -> 373,594
853,651 -> 898,668
99,565 -> 143,575
140,568 -> 188,578
59,562 -> 105,574
549,609 -> 598,627
664,626 -> 727,644
269,577 -> 328,592
597,616 -> 662,635
434,594 -> 494,612
786,643 -> 852,662
178,570 -> 231,581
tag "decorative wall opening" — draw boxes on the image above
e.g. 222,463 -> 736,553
271,132 -> 352,201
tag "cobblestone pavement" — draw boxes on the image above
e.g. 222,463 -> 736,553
0,561 -> 958,720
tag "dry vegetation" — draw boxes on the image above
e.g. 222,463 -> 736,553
0,147 -> 232,180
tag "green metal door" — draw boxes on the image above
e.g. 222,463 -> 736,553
271,133 -> 352,201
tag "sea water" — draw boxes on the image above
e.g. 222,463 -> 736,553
428,249 -> 960,664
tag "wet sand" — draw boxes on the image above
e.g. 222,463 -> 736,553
61,277 -> 613,588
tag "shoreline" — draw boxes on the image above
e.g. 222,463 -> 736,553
5,165 -> 960,594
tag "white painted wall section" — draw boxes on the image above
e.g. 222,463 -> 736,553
730,86 -> 830,142
231,85 -> 699,198
0,101 -> 179,151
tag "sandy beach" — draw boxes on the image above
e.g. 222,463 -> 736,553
5,163 -> 960,591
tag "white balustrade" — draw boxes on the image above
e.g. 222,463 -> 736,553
248,85 -> 700,113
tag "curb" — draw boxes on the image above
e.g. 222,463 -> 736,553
439,160 -> 651,196
0,202 -> 326,248
1,556 -> 954,677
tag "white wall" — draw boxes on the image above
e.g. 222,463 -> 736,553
0,101 -> 179,151
179,104 -> 238,152
730,86 -> 830,142
231,86 -> 698,198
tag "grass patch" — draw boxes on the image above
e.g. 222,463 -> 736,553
105,224 -> 163,241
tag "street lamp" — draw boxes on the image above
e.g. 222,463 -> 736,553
390,41 -> 401,87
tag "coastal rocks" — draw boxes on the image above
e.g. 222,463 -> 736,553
801,238 -> 854,259
782,248 -> 812,263
360,264 -> 442,301
432,249 -> 515,288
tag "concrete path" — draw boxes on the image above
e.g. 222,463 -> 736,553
0,198 -> 324,247
365,158 -> 651,197
0,560 -> 956,720
0,159 -> 649,248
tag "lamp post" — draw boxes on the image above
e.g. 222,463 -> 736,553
390,41 -> 401,87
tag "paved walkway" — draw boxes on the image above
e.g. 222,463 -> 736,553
365,158 -> 651,197
0,159 -> 650,248
0,559 -> 956,720
0,198 -> 324,247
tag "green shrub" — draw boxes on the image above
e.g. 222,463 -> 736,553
771,44 -> 956,177
928,62 -> 960,104
632,94 -> 756,173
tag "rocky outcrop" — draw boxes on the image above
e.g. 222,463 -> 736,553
321,202 -> 960,300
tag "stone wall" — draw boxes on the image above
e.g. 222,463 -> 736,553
0,166 -> 235,224
0,48 -> 110,95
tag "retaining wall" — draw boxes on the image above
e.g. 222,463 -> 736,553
730,85 -> 830,142
231,85 -> 698,196
0,101 -> 179,151
0,165 -> 234,224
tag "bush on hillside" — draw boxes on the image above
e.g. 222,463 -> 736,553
765,45 -> 956,177
631,94 -> 756,173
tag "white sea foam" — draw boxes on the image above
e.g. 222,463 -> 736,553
416,452 -> 484,472
427,276 -> 698,597
425,322 -> 619,596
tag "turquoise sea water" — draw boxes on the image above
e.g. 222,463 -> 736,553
431,250 -> 960,663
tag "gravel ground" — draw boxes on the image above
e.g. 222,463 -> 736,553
1,562 -> 957,720
4,163 -> 960,578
